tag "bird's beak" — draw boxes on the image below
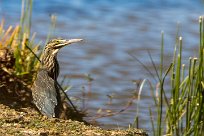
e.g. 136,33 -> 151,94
66,39 -> 83,44
55,39 -> 83,48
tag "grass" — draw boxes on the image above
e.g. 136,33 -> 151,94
0,0 -> 57,87
0,1 -> 41,87
131,17 -> 203,136
139,17 -> 204,136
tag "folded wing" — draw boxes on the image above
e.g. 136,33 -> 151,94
32,69 -> 57,118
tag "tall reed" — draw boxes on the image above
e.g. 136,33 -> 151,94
150,16 -> 204,136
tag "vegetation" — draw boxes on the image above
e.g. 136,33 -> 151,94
0,0 -> 41,86
135,17 -> 203,135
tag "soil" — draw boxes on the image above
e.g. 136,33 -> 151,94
0,102 -> 148,136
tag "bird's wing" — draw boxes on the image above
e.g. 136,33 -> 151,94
32,69 -> 58,118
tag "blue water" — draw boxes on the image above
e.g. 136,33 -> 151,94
1,0 -> 204,133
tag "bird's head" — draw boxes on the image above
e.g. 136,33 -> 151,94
44,38 -> 83,55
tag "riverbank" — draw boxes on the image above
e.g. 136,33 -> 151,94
0,102 -> 148,136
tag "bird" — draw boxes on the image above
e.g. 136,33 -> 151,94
31,38 -> 83,118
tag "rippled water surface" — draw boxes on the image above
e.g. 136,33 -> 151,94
1,0 -> 204,133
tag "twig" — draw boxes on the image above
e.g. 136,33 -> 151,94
92,98 -> 133,120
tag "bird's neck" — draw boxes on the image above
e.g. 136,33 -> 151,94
41,52 -> 59,80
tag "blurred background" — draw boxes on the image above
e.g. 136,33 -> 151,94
0,0 -> 204,133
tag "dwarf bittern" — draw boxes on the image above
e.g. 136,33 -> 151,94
31,38 -> 82,118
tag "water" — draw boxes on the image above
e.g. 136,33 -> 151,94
1,0 -> 204,133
